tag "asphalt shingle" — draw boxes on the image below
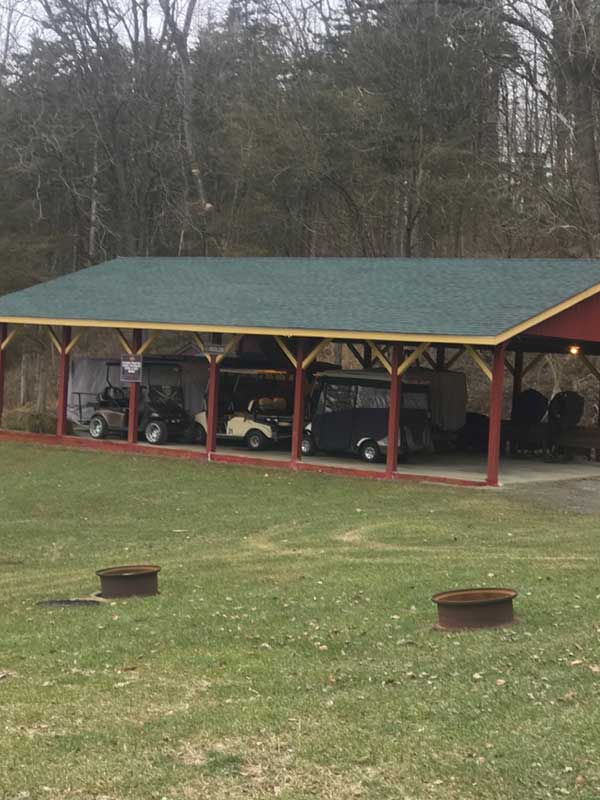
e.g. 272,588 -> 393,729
1,256 -> 600,340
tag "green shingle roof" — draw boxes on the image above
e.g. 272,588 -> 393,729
1,256 -> 600,341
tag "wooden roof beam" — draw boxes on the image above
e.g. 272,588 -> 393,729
579,352 -> 600,383
0,328 -> 17,351
522,352 -> 545,377
446,346 -> 465,369
367,340 -> 392,374
465,345 -> 492,381
274,336 -> 297,368
115,328 -> 133,355
138,331 -> 160,356
47,327 -> 62,354
397,342 -> 431,377
65,332 -> 82,354
302,339 -> 331,370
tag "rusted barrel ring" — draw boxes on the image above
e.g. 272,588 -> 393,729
432,587 -> 517,630
96,565 -> 161,598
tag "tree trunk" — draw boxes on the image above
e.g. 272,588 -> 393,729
88,138 -> 99,263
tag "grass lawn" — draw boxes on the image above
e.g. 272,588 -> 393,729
1,442 -> 600,800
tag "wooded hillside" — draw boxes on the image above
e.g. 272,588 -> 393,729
1,0 -> 600,291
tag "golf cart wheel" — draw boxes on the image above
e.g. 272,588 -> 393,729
359,440 -> 381,463
245,429 -> 268,451
145,420 -> 168,445
89,415 -> 109,440
183,422 -> 205,445
301,433 -> 315,456
195,423 -> 207,445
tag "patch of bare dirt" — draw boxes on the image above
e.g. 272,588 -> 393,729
506,478 -> 600,514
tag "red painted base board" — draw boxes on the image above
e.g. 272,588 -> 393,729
0,429 -> 487,487
0,430 -> 207,461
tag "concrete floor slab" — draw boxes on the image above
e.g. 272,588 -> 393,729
68,429 -> 600,484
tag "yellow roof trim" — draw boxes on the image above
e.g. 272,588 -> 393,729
8,285 -> 600,345
495,281 -> 600,342
0,315 -> 497,346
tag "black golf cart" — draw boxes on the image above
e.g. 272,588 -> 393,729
87,360 -> 193,445
301,370 -> 433,463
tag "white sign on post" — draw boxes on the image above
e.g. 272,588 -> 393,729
120,354 -> 143,383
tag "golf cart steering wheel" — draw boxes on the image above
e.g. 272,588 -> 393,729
108,386 -> 127,401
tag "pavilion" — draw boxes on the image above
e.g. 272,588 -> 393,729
2,256 -> 600,486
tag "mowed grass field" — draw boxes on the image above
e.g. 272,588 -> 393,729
1,443 -> 600,800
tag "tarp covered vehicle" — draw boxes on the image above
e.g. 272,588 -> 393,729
86,361 -> 193,444
301,368 -> 467,463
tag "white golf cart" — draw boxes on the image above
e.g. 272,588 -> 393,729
194,368 -> 294,451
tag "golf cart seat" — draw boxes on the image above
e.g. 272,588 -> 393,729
98,385 -> 128,406
249,397 -> 287,414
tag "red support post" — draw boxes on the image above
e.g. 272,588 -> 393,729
127,329 -> 142,445
386,344 -> 403,477
56,326 -> 72,437
206,354 -> 220,456
290,338 -> 306,464
0,323 -> 7,427
487,344 -> 506,486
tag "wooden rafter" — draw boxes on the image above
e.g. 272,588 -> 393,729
522,352 -> 545,377
216,334 -> 242,364
423,350 -> 437,370
504,356 -> 514,376
274,336 -> 297,368
192,333 -> 206,355
367,340 -> 392,373
0,328 -> 17,351
47,327 -> 62,354
465,345 -> 492,381
65,332 -> 82,355
138,331 -> 160,356
346,342 -> 368,368
115,329 -> 133,355
579,353 -> 600,382
446,347 -> 465,369
302,339 -> 330,370
397,342 -> 431,377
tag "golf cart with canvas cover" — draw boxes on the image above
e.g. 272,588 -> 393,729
301,368 -> 467,463
194,368 -> 294,450
87,360 -> 193,444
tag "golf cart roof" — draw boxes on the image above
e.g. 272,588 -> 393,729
314,368 -> 454,384
105,358 -> 182,368
220,368 -> 290,376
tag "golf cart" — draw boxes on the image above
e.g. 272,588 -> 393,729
194,368 -> 293,450
301,369 -> 436,463
88,360 -> 193,445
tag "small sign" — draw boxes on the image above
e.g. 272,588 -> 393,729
120,354 -> 143,383
204,342 -> 226,356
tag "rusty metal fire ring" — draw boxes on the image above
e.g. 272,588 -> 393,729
432,587 -> 517,631
96,565 -> 161,598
